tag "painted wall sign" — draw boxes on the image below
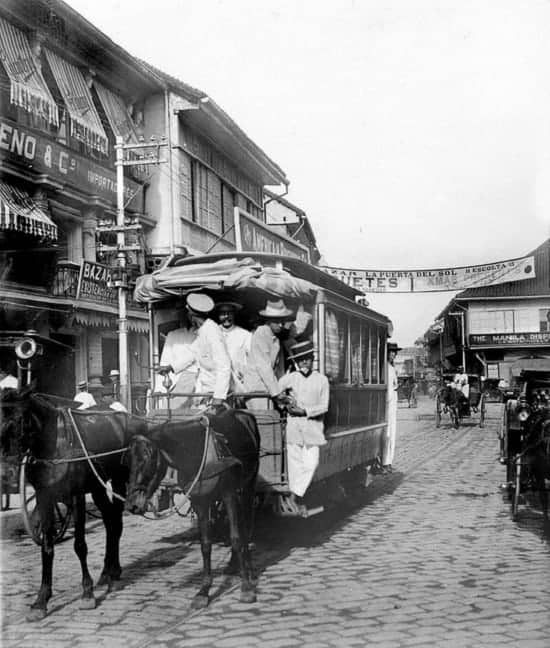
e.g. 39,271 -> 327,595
0,117 -> 139,206
77,260 -> 117,305
469,332 -> 550,347
322,255 -> 535,293
234,208 -> 310,262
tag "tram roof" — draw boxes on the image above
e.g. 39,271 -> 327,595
134,252 -> 392,326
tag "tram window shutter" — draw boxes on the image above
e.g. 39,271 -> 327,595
325,310 -> 340,380
351,321 -> 361,384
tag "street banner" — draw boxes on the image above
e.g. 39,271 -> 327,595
321,255 -> 535,293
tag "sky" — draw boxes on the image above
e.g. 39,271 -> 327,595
66,0 -> 550,345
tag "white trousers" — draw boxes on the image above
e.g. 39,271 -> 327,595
383,399 -> 397,466
287,443 -> 320,497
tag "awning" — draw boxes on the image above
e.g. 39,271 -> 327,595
44,48 -> 108,155
0,17 -> 59,126
0,182 -> 57,240
94,82 -> 138,144
134,256 -> 317,303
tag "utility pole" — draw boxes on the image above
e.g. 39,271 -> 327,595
450,311 -> 466,370
103,135 -> 167,409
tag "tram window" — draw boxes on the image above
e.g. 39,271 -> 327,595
361,324 -> 371,383
350,320 -> 361,384
378,328 -> 386,384
370,326 -> 379,384
325,309 -> 348,382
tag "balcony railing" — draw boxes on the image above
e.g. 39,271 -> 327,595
51,260 -> 80,299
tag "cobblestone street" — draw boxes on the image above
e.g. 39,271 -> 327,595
1,397 -> 549,647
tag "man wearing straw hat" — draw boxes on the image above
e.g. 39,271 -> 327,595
278,339 -> 329,515
382,341 -> 402,474
73,379 -> 96,410
243,299 -> 294,409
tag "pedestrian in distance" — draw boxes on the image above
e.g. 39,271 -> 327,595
382,341 -> 402,474
100,386 -> 127,412
73,379 -> 96,410
278,339 -> 329,516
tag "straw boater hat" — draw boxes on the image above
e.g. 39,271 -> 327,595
77,380 -> 87,389
216,301 -> 242,312
288,340 -> 315,361
387,342 -> 402,352
186,293 -> 215,315
258,299 -> 294,319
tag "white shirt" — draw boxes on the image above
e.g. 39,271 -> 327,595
0,374 -> 18,390
220,325 -> 251,389
74,391 -> 97,410
278,370 -> 329,446
110,401 -> 128,413
387,363 -> 398,405
173,318 -> 231,400
453,372 -> 469,397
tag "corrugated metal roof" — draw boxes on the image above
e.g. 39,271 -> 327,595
456,239 -> 550,300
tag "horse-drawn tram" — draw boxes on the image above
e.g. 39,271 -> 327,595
135,251 -> 392,516
0,251 -> 392,616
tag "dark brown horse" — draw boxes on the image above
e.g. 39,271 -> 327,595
0,388 -> 146,620
125,408 -> 260,608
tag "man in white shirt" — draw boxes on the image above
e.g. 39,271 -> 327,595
382,341 -> 401,473
216,301 -> 251,392
156,311 -> 198,409
101,386 -> 128,412
159,293 -> 231,411
0,365 -> 18,391
278,339 -> 329,515
73,380 -> 97,410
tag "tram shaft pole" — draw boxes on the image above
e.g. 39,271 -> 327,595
115,135 -> 130,409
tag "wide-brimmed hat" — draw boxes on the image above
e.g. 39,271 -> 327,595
109,369 -> 120,379
387,342 -> 402,352
186,293 -> 214,315
288,340 -> 315,361
259,299 -> 294,319
77,380 -> 88,389
216,301 -> 242,312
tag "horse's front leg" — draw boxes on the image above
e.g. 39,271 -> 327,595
73,493 -> 95,609
223,493 -> 256,604
28,491 -> 55,620
92,485 -> 124,590
191,500 -> 212,610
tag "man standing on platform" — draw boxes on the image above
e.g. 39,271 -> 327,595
382,341 -> 401,474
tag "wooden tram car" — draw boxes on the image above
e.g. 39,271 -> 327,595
135,252 -> 392,514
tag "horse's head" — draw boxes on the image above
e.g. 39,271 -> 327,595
0,386 -> 38,459
125,434 -> 168,515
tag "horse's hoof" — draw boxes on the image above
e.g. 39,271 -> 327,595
79,596 -> 96,610
109,579 -> 124,592
190,595 -> 209,610
223,563 -> 239,576
26,607 -> 47,622
240,590 -> 257,604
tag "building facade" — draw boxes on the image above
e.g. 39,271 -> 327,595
0,0 -> 297,405
424,240 -> 550,383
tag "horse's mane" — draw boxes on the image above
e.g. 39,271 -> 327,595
34,392 -> 81,410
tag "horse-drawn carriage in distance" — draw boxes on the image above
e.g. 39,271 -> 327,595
500,358 -> 550,517
435,372 -> 486,429
397,375 -> 417,408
